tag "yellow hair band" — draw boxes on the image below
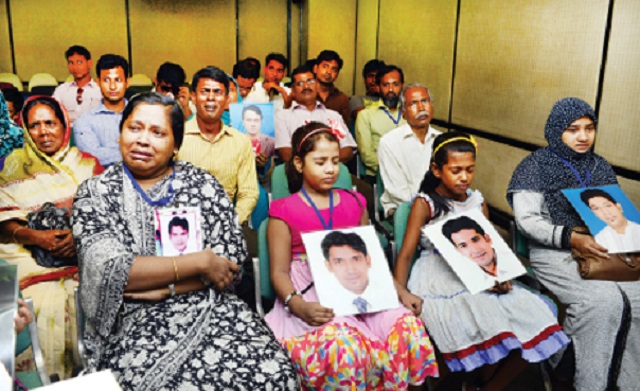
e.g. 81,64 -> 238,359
432,136 -> 478,157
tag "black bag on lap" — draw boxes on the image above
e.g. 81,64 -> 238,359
26,202 -> 78,268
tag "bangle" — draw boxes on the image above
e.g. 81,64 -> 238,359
168,283 -> 176,297
284,290 -> 301,313
12,226 -> 26,243
171,256 -> 180,282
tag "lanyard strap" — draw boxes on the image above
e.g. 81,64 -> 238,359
300,188 -> 334,230
382,107 -> 402,125
555,154 -> 591,188
123,164 -> 175,207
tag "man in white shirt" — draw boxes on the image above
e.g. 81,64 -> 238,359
274,65 -> 357,163
321,231 -> 397,315
164,216 -> 199,256
244,53 -> 291,112
580,188 -> 640,253
378,83 -> 441,217
53,45 -> 102,125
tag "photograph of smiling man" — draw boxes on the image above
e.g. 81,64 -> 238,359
561,185 -> 640,254
302,226 -> 400,316
424,209 -> 525,294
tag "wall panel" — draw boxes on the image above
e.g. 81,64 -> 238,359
11,0 -> 127,82
473,137 -> 530,214
353,0 -> 379,96
377,0 -> 457,121
0,0 -> 13,75
452,0 -> 608,146
238,0 -> 288,70
305,0 -> 357,95
595,0 -> 640,172
129,0 -> 236,82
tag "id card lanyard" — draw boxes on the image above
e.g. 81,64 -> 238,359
300,187 -> 334,230
123,164 -> 176,207
553,152 -> 591,188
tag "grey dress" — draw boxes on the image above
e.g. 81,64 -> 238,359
512,191 -> 640,391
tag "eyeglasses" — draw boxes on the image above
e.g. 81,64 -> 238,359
159,85 -> 173,93
76,88 -> 84,105
293,78 -> 316,88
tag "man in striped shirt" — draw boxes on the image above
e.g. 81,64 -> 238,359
177,66 -> 258,226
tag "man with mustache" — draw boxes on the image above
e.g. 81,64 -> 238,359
378,84 -> 440,217
178,66 -> 258,226
355,65 -> 406,182
274,65 -> 357,163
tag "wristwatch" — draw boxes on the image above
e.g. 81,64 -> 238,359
284,290 -> 300,313
168,283 -> 176,297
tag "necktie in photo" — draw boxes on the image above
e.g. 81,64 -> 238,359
76,87 -> 84,106
353,297 -> 368,314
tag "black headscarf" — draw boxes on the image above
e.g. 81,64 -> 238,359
507,97 -> 617,227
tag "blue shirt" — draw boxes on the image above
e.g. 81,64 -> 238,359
73,101 -> 125,166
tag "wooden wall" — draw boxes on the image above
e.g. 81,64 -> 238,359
1,0 -> 638,211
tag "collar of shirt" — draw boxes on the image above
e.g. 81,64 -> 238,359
401,124 -> 439,142
318,85 -> 342,101
72,79 -> 98,89
185,120 -> 234,142
374,100 -> 400,114
95,99 -> 128,114
291,100 -> 325,112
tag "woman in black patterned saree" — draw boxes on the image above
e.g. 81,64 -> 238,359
72,92 -> 298,390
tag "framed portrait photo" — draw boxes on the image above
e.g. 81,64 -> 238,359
562,185 -> 640,254
154,207 -> 204,256
229,102 -> 276,156
423,209 -> 526,294
301,225 -> 400,317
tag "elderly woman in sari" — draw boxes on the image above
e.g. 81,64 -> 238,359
508,97 -> 640,390
72,92 -> 298,390
0,96 -> 103,378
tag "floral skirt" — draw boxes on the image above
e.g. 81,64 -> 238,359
279,314 -> 438,390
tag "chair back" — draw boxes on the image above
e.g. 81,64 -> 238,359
0,72 -> 23,91
128,73 -> 153,87
271,162 -> 352,201
28,73 -> 58,92
250,183 -> 269,230
393,201 -> 419,266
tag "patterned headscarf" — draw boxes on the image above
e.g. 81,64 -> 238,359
0,90 -> 23,158
507,97 -> 617,227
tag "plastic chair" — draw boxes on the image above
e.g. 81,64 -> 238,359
270,163 -> 353,200
253,218 -> 273,317
128,73 -> 153,87
392,201 -> 420,268
250,183 -> 269,230
65,75 -> 74,83
74,287 -> 88,370
15,298 -> 51,388
28,73 -> 58,95
0,73 -> 23,91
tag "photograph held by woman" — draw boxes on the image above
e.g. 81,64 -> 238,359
0,96 -> 103,378
72,92 -> 299,390
508,97 -> 640,390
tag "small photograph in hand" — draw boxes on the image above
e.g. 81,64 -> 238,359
423,209 -> 526,294
155,207 -> 203,256
229,103 -> 276,157
562,185 -> 640,254
302,225 -> 400,317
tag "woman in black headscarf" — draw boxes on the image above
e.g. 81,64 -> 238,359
507,97 -> 640,391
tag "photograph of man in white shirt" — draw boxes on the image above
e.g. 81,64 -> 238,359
580,188 -> 640,254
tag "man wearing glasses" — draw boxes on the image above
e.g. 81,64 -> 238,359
53,45 -> 102,125
274,65 -> 356,163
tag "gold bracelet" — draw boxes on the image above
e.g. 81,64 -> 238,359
171,256 -> 180,282
12,226 -> 26,243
